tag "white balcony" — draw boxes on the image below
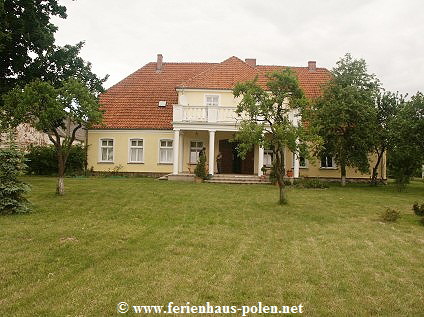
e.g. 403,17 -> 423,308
173,105 -> 244,123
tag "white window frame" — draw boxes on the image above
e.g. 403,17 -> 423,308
190,140 -> 204,163
292,153 -> 308,168
320,155 -> 336,169
204,94 -> 220,107
99,138 -> 114,163
159,139 -> 173,164
263,149 -> 274,168
128,138 -> 144,163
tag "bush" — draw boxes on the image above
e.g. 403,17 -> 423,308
296,178 -> 329,189
0,146 -> 31,214
194,153 -> 207,180
25,145 -> 86,176
412,202 -> 424,217
380,208 -> 401,222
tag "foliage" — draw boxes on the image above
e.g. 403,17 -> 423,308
412,202 -> 424,217
0,0 -> 67,101
25,145 -> 86,176
0,145 -> 31,214
233,69 -> 320,204
370,91 -> 403,185
194,152 -> 207,180
312,53 -> 380,186
380,208 -> 401,222
387,92 -> 424,190
295,178 -> 329,189
3,78 -> 102,195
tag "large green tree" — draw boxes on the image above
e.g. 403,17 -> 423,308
233,69 -> 319,204
0,0 -> 67,100
312,53 -> 380,186
388,92 -> 424,189
3,78 -> 103,195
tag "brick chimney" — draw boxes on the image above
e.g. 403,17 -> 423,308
245,58 -> 256,67
308,61 -> 316,72
156,54 -> 163,72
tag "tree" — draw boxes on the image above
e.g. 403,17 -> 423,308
0,0 -> 67,100
233,69 -> 319,204
312,53 -> 380,186
370,91 -> 403,185
0,142 -> 31,214
388,92 -> 424,190
3,78 -> 102,195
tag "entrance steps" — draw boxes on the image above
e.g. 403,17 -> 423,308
205,174 -> 271,185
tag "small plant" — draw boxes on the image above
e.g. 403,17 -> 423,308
380,208 -> 401,222
194,153 -> 207,180
293,178 -> 329,189
412,202 -> 424,216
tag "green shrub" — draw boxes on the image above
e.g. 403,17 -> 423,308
295,178 -> 329,189
194,153 -> 207,180
412,202 -> 424,216
0,146 -> 31,214
381,208 -> 401,222
25,145 -> 86,176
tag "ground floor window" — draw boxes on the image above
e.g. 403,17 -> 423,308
190,141 -> 204,163
100,139 -> 114,162
159,139 -> 173,163
264,149 -> 274,167
320,155 -> 335,168
293,153 -> 307,168
129,139 -> 143,162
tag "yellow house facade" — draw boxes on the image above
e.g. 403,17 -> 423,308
87,55 -> 386,181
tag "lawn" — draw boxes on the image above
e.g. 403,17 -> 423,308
1,177 -> 423,316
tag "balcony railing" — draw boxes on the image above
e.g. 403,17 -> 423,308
173,105 -> 244,123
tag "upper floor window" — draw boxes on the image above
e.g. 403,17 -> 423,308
129,139 -> 143,163
100,139 -> 114,162
320,155 -> 335,168
190,141 -> 204,163
159,139 -> 173,163
205,95 -> 219,107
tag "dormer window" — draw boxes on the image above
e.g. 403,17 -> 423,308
205,95 -> 219,107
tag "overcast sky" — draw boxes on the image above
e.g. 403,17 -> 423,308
52,0 -> 423,95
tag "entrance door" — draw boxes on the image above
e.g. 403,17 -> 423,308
218,139 -> 254,174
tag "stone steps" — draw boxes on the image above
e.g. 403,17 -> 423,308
205,174 -> 271,184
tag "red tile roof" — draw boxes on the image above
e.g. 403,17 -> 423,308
96,57 -> 331,130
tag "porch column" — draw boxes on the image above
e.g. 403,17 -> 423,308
258,145 -> 264,176
293,152 -> 300,178
208,130 -> 216,175
173,129 -> 180,175
179,131 -> 184,173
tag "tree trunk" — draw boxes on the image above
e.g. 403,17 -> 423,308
274,148 -> 287,205
278,183 -> 288,205
56,148 -> 66,195
371,150 -> 384,186
341,163 -> 346,187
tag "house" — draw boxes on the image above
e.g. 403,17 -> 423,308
87,55 -> 386,181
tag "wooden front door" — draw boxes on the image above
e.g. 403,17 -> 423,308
218,139 -> 254,174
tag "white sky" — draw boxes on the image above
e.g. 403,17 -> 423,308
52,0 -> 424,95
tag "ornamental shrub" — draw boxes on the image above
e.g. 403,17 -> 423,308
380,208 -> 401,222
412,202 -> 424,217
0,146 -> 31,214
194,152 -> 207,180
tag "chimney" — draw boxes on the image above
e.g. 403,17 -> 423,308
308,61 -> 316,72
245,58 -> 256,67
156,54 -> 163,72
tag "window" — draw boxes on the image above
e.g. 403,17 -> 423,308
190,141 -> 204,163
159,139 -> 173,163
264,149 -> 274,167
292,153 -> 307,168
320,155 -> 335,168
205,95 -> 219,107
100,139 -> 114,162
129,139 -> 143,163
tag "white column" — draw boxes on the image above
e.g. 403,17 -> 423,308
173,129 -> 180,175
293,152 -> 300,178
258,145 -> 264,176
179,132 -> 184,173
208,130 -> 216,175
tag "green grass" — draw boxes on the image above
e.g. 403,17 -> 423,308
1,177 -> 424,316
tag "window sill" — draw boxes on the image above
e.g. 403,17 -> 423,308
320,167 -> 338,170
158,162 -> 173,165
98,161 -> 114,164
127,162 -> 144,164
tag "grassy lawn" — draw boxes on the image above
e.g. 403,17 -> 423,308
1,177 -> 423,316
